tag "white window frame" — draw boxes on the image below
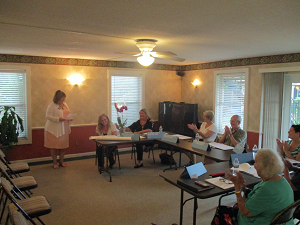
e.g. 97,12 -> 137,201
0,65 -> 32,145
213,68 -> 249,134
107,70 -> 145,125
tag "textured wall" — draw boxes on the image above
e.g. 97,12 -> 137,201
182,62 -> 300,132
0,62 -> 182,127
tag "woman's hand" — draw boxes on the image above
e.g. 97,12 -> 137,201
59,117 -> 66,121
283,141 -> 291,154
226,169 -> 244,189
276,138 -> 284,149
187,123 -> 198,133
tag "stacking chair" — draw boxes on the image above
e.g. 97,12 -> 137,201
9,210 -> 31,225
1,177 -> 52,225
0,160 -> 37,196
270,199 -> 300,225
0,150 -> 30,177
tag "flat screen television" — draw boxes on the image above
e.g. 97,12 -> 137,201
159,102 -> 198,137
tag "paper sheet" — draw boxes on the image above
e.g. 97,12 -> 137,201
205,177 -> 234,189
209,142 -> 234,150
172,134 -> 192,139
66,114 -> 76,120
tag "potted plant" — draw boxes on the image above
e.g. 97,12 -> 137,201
0,106 -> 24,149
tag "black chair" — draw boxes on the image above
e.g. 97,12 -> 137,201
96,144 -> 120,169
270,199 -> 300,225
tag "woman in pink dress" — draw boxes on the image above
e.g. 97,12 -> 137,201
44,90 -> 71,169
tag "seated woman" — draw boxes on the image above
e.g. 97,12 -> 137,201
276,124 -> 300,161
186,110 -> 217,165
117,109 -> 154,168
283,158 -> 300,201
212,149 -> 294,225
96,114 -> 117,169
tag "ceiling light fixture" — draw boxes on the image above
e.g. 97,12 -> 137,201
137,52 -> 155,66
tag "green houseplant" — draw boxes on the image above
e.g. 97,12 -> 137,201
0,106 -> 24,149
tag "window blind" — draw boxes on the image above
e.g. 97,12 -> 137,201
110,75 -> 142,126
0,70 -> 27,138
215,74 -> 245,134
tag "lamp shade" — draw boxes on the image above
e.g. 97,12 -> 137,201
137,53 -> 155,66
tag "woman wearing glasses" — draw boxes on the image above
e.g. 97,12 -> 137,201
116,109 -> 154,168
211,149 -> 294,225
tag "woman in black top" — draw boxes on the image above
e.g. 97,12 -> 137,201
123,109 -> 154,168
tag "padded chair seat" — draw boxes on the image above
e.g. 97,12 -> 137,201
11,211 -> 30,225
9,196 -> 52,218
12,176 -> 38,190
8,162 -> 30,173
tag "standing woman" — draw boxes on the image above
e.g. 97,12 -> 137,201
117,109 -> 154,168
277,124 -> 300,161
44,90 -> 71,169
96,114 -> 117,169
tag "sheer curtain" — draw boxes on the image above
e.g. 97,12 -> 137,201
260,72 -> 283,151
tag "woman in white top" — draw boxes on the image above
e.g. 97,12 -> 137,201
188,110 -> 217,143
96,114 -> 117,169
186,110 -> 217,165
44,90 -> 71,169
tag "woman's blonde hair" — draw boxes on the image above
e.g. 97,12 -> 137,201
140,108 -> 150,119
97,114 -> 110,132
53,90 -> 66,103
255,148 -> 284,179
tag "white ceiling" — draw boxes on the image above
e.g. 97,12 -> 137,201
1,0 -> 300,65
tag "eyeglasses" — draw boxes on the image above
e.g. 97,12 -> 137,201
219,177 -> 233,184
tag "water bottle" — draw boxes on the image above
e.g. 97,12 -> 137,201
195,133 -> 200,141
159,126 -> 163,132
233,158 -> 239,176
252,144 -> 258,159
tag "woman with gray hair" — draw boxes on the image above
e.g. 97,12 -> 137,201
212,149 -> 294,225
188,110 -> 217,143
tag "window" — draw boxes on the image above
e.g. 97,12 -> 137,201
108,70 -> 145,126
0,66 -> 32,144
214,68 -> 249,134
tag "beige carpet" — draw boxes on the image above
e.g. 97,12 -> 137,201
6,150 -> 237,225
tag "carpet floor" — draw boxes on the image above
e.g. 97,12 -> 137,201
3,150 -> 238,225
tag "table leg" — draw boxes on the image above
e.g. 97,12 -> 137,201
193,197 -> 197,225
180,189 -> 184,225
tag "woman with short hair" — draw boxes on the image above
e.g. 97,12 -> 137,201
44,90 -> 71,169
211,149 -> 294,225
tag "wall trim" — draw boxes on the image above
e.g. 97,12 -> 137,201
1,52 -> 300,71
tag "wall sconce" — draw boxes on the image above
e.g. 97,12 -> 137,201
192,79 -> 201,88
67,74 -> 85,85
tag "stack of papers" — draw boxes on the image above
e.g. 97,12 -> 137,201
209,142 -> 234,150
205,177 -> 234,189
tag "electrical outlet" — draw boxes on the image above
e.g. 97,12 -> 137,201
75,141 -> 79,146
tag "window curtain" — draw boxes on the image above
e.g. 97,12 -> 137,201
261,72 -> 283,151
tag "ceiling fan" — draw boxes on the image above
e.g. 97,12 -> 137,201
115,39 -> 185,66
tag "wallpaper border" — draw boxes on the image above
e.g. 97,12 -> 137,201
0,52 -> 299,71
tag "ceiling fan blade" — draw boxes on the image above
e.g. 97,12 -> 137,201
114,52 -> 140,55
153,54 -> 185,62
152,51 -> 177,56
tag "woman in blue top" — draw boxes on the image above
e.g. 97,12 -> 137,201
212,149 -> 294,225
277,124 -> 300,161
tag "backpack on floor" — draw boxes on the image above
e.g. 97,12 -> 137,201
159,153 -> 176,165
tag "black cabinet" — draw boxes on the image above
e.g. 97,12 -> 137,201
158,102 -> 198,137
